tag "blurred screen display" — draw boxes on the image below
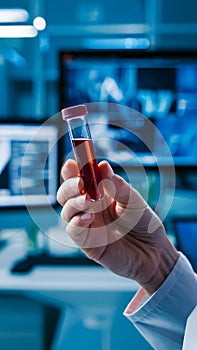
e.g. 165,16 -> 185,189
0,123 -> 58,207
174,219 -> 197,272
59,51 -> 197,166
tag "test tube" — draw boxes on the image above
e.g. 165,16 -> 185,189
62,104 -> 103,201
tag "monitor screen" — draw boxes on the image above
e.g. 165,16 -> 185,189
0,122 -> 59,207
173,217 -> 197,272
59,50 -> 197,167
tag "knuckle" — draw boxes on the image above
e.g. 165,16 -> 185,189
60,207 -> 68,222
56,186 -> 65,206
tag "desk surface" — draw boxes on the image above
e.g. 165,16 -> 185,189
0,233 -> 138,293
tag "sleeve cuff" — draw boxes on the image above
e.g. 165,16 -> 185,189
123,287 -> 147,315
124,253 -> 197,318
123,253 -> 197,350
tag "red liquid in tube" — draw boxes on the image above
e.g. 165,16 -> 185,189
72,138 -> 102,201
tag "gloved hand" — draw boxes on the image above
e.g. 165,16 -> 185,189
57,159 -> 178,295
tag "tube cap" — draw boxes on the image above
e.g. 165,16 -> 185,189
61,104 -> 88,120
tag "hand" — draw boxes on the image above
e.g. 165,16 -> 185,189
57,159 -> 178,295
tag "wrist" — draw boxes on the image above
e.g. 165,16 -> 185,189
141,239 -> 179,295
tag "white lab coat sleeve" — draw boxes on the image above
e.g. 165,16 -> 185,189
123,253 -> 197,350
183,305 -> 197,350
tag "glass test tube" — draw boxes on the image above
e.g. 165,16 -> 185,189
62,104 -> 102,201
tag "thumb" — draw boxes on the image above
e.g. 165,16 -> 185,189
99,160 -> 145,208
99,161 -> 161,234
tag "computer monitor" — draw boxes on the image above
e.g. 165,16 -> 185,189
0,121 -> 59,208
59,50 -> 197,167
173,217 -> 197,272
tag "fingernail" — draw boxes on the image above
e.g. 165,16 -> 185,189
81,212 -> 92,220
76,194 -> 86,207
70,177 -> 80,191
